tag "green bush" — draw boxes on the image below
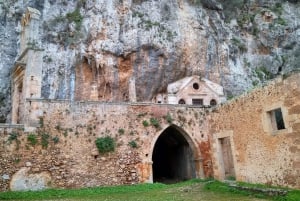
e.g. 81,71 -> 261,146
142,120 -> 149,127
8,132 -> 19,142
275,17 -> 287,26
231,38 -> 248,53
27,133 -> 37,146
66,9 -> 83,30
41,133 -> 50,149
255,66 -> 272,80
128,140 -> 138,148
95,136 -> 115,154
150,118 -> 161,128
165,113 -> 173,124
52,136 -> 59,144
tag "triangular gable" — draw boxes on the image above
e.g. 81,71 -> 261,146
202,78 -> 224,96
168,75 -> 224,97
178,76 -> 201,92
167,76 -> 200,94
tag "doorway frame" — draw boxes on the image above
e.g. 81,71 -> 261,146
212,130 -> 237,180
147,124 -> 204,183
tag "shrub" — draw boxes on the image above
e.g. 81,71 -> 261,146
128,140 -> 138,148
255,66 -> 272,80
231,38 -> 247,53
41,132 -> 50,149
137,112 -> 147,118
52,136 -> 59,144
142,120 -> 149,127
66,9 -> 83,30
63,130 -> 68,137
95,136 -> 115,154
275,17 -> 287,26
27,133 -> 37,146
150,118 -> 160,128
8,132 -> 19,142
165,113 -> 173,124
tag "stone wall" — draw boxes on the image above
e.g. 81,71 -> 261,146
0,102 -> 211,191
209,73 -> 300,188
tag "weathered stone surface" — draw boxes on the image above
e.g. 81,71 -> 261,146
0,103 -> 210,191
210,73 -> 300,188
0,1 -> 300,122
10,167 -> 51,191
1,174 -> 9,180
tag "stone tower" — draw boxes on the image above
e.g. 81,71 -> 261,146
11,7 -> 43,124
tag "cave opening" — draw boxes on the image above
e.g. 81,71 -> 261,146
152,126 -> 196,183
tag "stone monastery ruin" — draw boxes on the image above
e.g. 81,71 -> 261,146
0,7 -> 299,191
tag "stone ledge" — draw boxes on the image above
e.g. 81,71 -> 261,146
227,182 -> 288,196
0,124 -> 24,129
25,98 -> 212,108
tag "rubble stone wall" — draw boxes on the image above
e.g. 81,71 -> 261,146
209,73 -> 300,188
0,102 -> 211,191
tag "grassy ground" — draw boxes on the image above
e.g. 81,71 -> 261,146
0,179 -> 299,201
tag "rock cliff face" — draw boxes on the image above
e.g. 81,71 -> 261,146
0,0 -> 299,122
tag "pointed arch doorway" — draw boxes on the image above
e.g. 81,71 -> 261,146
151,125 -> 198,183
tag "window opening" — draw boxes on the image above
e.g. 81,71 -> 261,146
178,99 -> 186,104
193,83 -> 199,90
210,99 -> 217,106
268,108 -> 285,131
192,99 -> 203,105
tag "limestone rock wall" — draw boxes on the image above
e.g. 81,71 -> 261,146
0,0 -> 299,117
209,73 -> 300,188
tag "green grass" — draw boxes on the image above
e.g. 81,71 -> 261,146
0,179 -> 299,201
204,180 -> 300,201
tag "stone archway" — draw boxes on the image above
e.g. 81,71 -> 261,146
151,125 -> 199,183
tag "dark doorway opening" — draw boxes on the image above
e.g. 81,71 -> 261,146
152,126 -> 196,183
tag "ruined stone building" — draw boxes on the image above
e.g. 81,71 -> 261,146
0,7 -> 299,191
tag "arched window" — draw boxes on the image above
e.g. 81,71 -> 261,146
210,99 -> 217,106
178,99 -> 186,104
193,83 -> 199,90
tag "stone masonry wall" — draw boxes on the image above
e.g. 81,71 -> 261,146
0,102 -> 211,191
209,73 -> 300,188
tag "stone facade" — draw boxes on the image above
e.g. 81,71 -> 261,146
209,73 -> 300,188
0,103 -> 211,191
165,75 -> 226,105
1,73 -> 299,191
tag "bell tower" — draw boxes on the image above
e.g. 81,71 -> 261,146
11,7 -> 43,124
